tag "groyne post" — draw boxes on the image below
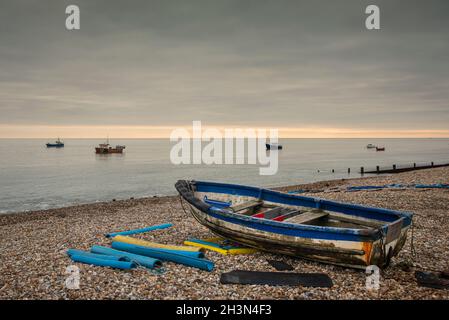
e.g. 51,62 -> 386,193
362,161 -> 449,174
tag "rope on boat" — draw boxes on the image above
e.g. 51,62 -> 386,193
179,195 -> 189,216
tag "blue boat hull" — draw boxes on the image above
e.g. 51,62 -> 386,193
175,180 -> 413,269
46,143 -> 64,148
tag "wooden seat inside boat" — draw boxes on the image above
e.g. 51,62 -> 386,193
283,210 -> 386,229
253,207 -> 300,220
283,209 -> 329,224
327,213 -> 385,228
229,199 -> 263,213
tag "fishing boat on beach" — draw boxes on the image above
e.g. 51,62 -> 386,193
376,147 -> 385,151
175,180 -> 413,269
46,138 -> 64,148
95,138 -> 125,154
366,144 -> 376,149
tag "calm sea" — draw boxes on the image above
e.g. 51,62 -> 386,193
1,138 -> 448,214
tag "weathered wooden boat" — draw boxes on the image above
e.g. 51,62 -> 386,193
175,180 -> 413,269
376,147 -> 385,151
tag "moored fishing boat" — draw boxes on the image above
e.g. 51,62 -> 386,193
95,138 -> 125,154
266,143 -> 282,150
46,138 -> 64,148
175,180 -> 413,269
366,144 -> 376,149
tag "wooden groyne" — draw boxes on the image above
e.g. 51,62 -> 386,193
360,162 -> 449,174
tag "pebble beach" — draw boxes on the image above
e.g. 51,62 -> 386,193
1,167 -> 448,300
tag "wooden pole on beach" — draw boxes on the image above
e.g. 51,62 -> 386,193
360,167 -> 364,175
431,162 -> 434,167
414,163 -> 416,168
348,168 -> 350,174
393,164 -> 397,171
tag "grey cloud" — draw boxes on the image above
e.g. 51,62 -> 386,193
0,0 -> 448,130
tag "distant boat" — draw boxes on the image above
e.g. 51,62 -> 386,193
376,147 -> 385,151
266,143 -> 283,150
46,138 -> 64,148
95,138 -> 125,154
366,144 -> 376,149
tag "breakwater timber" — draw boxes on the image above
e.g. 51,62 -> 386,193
360,161 -> 449,174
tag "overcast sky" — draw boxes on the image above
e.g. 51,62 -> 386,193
0,0 -> 448,137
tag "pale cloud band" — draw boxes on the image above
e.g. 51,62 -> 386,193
1,125 -> 448,139
0,0 -> 448,138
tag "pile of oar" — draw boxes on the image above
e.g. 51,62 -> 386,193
347,183 -> 449,191
67,223 -> 214,272
287,183 -> 449,194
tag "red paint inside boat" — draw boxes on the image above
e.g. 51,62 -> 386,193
251,212 -> 288,221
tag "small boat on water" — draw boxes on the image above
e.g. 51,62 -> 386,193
376,147 -> 385,151
366,144 -> 376,149
175,180 -> 413,269
46,138 -> 64,148
95,139 -> 125,154
266,143 -> 283,150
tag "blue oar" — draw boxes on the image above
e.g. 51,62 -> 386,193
112,241 -> 214,271
105,223 -> 173,238
91,245 -> 162,269
70,254 -> 136,270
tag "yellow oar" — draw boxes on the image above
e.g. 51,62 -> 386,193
184,238 -> 258,255
112,235 -> 203,252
